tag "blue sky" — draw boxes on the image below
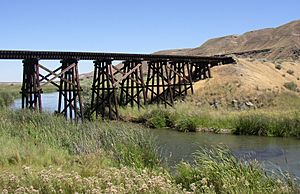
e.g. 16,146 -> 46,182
0,0 -> 299,81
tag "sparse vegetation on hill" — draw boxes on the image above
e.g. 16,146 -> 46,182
190,58 -> 300,108
284,81 -> 298,91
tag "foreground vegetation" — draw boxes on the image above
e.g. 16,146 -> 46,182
175,146 -> 299,193
0,109 -> 298,193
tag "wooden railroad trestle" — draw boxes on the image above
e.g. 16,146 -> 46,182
0,50 -> 235,121
90,60 -> 212,119
21,59 -> 213,120
21,58 -> 83,122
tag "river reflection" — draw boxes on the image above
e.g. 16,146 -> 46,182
11,92 -> 58,112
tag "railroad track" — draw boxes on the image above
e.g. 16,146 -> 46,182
0,50 -> 234,64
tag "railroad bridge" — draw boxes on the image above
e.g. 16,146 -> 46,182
0,50 -> 234,122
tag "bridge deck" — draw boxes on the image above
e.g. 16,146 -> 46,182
0,50 -> 234,64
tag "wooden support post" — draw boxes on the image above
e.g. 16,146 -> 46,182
156,62 -> 160,105
203,63 -> 208,79
130,62 -> 134,107
90,59 -> 119,120
118,60 -> 146,108
181,62 -> 191,96
160,61 -> 167,107
145,60 -> 173,107
165,62 -> 174,104
207,63 -> 212,78
187,63 -> 194,94
178,62 -> 182,97
167,61 -> 194,99
191,62 -> 212,81
57,59 -> 83,122
139,63 -> 147,105
21,58 -> 42,111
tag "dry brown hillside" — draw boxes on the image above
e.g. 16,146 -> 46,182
191,58 -> 300,108
156,20 -> 300,60
155,20 -> 300,108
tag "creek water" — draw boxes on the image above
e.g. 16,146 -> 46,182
152,128 -> 300,178
11,92 -> 59,112
12,92 -> 300,178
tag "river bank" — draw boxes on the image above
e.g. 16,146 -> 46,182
120,105 -> 300,139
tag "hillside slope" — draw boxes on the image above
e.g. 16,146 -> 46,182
192,58 -> 300,108
156,20 -> 300,60
154,20 -> 300,108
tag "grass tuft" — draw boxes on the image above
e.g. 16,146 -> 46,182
175,146 -> 299,193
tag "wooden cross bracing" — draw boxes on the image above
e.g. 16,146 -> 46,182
21,58 -> 83,122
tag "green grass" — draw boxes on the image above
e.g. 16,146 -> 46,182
0,109 -> 177,193
116,92 -> 300,137
0,109 -> 160,169
233,112 -> 300,137
131,105 -> 237,132
0,84 -> 21,107
175,146 -> 299,193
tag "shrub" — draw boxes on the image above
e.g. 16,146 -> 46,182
275,64 -> 282,70
233,114 -> 270,136
287,69 -> 294,75
284,82 -> 297,91
0,91 -> 15,107
176,116 -> 198,132
233,112 -> 300,138
143,109 -> 175,128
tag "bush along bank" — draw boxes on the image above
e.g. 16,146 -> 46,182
136,108 -> 235,133
0,109 -> 299,193
233,112 -> 300,138
136,107 -> 300,138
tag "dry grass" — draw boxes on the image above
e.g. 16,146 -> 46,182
193,58 -> 300,106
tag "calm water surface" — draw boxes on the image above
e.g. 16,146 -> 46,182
12,92 -> 59,112
152,129 -> 300,177
12,93 -> 300,178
